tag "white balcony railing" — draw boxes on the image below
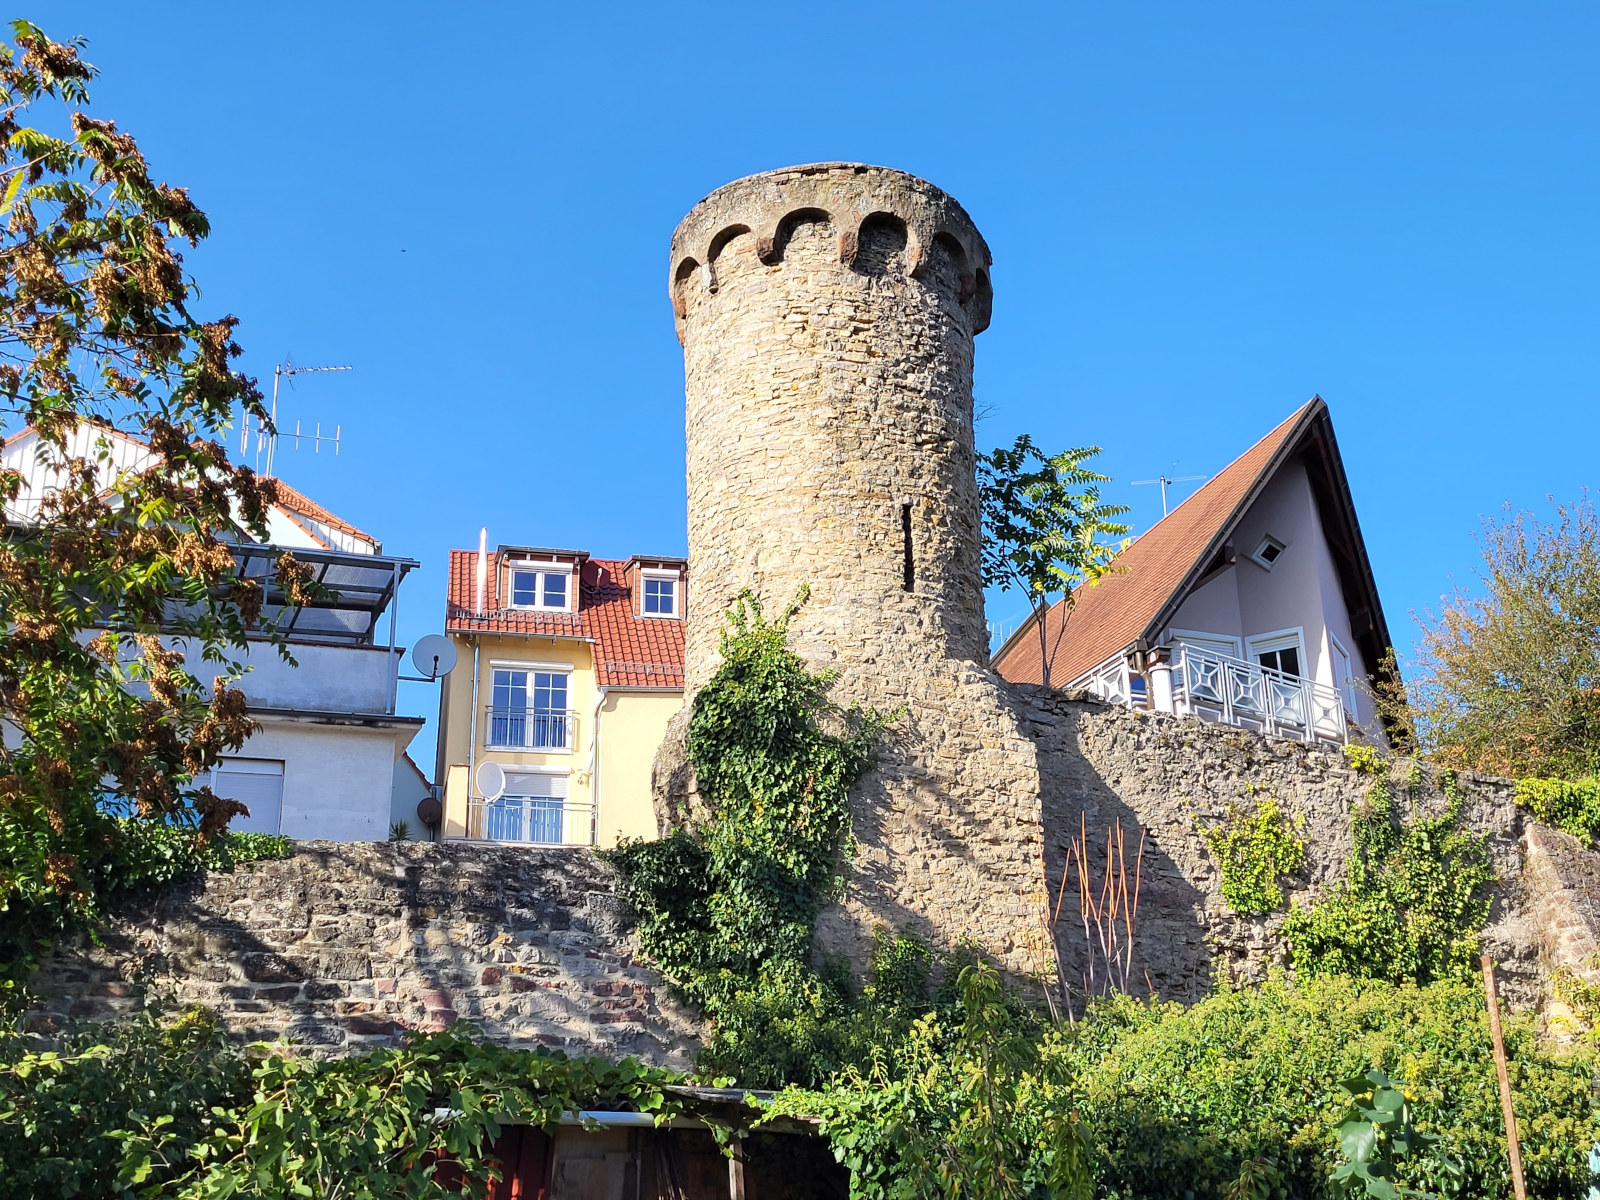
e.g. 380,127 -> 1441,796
1071,643 -> 1347,745
484,707 -> 578,752
464,795 -> 595,845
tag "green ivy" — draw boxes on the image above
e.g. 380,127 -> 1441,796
1283,766 -> 1494,985
605,589 -> 896,1087
1512,776 -> 1600,846
1201,795 -> 1307,916
1344,744 -> 1385,776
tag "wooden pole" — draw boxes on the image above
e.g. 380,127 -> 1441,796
1480,954 -> 1528,1200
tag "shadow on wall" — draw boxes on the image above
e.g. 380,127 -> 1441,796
1021,698 -> 1214,1008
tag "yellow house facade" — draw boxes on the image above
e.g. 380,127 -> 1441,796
435,543 -> 685,850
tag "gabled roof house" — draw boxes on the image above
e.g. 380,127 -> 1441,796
434,542 -> 686,850
993,398 -> 1393,744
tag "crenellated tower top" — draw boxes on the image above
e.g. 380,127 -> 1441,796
668,162 -> 993,343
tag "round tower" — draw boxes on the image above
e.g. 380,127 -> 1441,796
666,163 -> 1045,974
670,162 -> 996,688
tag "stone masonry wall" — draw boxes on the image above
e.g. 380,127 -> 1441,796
664,164 -> 1048,977
29,841 -> 701,1068
1018,690 -> 1594,1013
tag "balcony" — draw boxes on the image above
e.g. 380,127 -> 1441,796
464,795 -> 595,845
484,707 -> 579,752
1072,643 -> 1347,745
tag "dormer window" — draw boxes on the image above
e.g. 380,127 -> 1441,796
641,570 -> 679,618
1250,535 -> 1286,571
509,566 -> 571,612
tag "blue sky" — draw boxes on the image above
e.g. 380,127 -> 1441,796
46,2 -> 1600,762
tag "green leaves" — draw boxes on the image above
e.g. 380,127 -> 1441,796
1328,1069 -> 1460,1199
605,590 -> 895,1087
977,436 -> 1129,686
1283,765 -> 1494,987
1201,795 -> 1307,916
1512,776 -> 1600,845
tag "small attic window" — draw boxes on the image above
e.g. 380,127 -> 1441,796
1250,535 -> 1287,571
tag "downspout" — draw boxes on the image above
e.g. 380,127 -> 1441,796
465,528 -> 488,838
589,685 -> 608,846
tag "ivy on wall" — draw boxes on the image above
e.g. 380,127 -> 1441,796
605,589 -> 901,1087
1199,793 -> 1307,916
1283,764 -> 1493,985
1513,776 -> 1600,845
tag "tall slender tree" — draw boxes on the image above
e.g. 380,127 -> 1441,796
979,436 -> 1130,689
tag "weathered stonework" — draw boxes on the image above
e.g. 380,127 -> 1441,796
663,163 -> 1047,975
29,841 -> 700,1067
1021,693 -> 1566,1010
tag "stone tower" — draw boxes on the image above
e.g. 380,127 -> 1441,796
666,163 -> 1047,975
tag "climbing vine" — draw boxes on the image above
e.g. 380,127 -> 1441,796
1283,764 -> 1494,985
1200,793 -> 1306,916
605,589 -> 899,1086
1513,776 -> 1600,846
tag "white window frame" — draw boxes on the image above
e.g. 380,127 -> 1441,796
1250,535 -> 1288,571
1245,627 -> 1308,679
209,757 -> 285,837
1329,632 -> 1357,714
1169,629 -> 1243,659
486,662 -> 574,754
485,766 -> 573,845
506,563 -> 574,613
639,569 -> 681,619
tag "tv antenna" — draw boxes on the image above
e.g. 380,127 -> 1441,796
242,358 -> 353,477
1132,471 -> 1208,518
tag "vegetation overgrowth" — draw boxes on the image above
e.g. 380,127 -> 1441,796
604,588 -> 903,1087
1200,793 -> 1307,915
1283,762 -> 1495,986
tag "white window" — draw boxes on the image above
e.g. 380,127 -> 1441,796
210,758 -> 285,835
1250,535 -> 1287,571
1330,633 -> 1357,713
641,571 -> 679,617
488,666 -> 572,751
1171,630 -> 1243,660
507,565 -> 571,611
1247,628 -> 1307,679
484,770 -> 570,844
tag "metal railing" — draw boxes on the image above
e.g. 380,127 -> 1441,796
483,707 -> 578,751
1173,644 -> 1347,744
1070,644 -> 1347,745
464,795 -> 595,845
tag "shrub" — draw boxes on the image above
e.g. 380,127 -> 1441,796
1052,976 -> 1597,1200
1514,777 -> 1600,845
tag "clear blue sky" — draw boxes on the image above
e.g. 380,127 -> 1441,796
47,2 -> 1600,763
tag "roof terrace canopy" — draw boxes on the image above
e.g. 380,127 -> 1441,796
229,543 -> 419,647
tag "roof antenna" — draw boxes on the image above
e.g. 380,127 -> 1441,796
244,356 -> 353,478
1132,470 -> 1208,518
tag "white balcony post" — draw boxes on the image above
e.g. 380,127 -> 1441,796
1148,648 -> 1176,714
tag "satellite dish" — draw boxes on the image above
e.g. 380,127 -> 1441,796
475,760 -> 506,802
411,634 -> 458,681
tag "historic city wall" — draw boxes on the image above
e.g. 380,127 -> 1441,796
29,841 -> 701,1068
1023,692 -> 1590,1012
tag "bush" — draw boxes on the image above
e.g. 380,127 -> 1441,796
1052,976 -> 1597,1199
1514,777 -> 1600,845
0,1005 -> 247,1199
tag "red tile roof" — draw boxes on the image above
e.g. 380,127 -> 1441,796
993,400 -> 1319,687
445,551 -> 685,689
272,479 -> 378,548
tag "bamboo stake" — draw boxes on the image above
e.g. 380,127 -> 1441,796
1480,954 -> 1528,1200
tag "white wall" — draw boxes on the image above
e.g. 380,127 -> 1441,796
231,717 -> 415,842
1163,460 -> 1376,727
390,758 -> 433,840
223,641 -> 399,714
